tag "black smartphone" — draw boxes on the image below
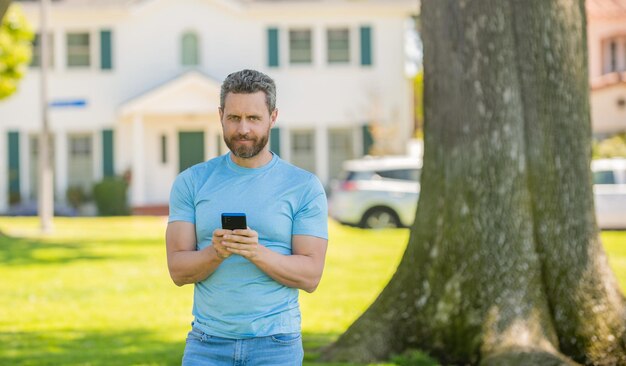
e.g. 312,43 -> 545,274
221,213 -> 247,230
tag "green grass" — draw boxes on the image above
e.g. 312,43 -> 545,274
0,217 -> 623,365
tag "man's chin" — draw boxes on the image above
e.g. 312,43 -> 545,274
232,148 -> 260,159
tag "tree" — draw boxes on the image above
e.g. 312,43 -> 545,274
0,0 -> 10,21
323,1 -> 626,365
0,2 -> 33,100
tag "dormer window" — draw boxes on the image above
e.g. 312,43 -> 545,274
181,31 -> 200,67
602,36 -> 626,74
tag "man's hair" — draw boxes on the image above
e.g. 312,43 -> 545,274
220,69 -> 277,113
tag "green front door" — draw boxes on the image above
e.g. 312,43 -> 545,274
178,131 -> 205,172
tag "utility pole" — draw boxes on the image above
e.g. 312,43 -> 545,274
38,0 -> 53,233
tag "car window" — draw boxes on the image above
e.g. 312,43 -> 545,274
593,170 -> 615,185
346,171 -> 374,181
376,169 -> 421,182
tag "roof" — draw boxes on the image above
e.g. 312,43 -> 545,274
586,0 -> 626,18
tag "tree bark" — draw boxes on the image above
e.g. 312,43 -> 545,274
323,1 -> 626,365
0,0 -> 11,22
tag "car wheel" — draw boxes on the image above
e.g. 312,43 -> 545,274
361,207 -> 401,229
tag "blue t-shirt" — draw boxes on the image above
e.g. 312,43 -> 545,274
168,152 -> 328,338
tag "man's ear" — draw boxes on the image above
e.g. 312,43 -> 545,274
218,107 -> 224,120
270,108 -> 278,128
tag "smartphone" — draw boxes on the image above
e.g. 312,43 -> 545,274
221,213 -> 247,230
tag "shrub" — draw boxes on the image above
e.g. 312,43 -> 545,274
593,133 -> 626,159
92,177 -> 129,216
66,185 -> 89,209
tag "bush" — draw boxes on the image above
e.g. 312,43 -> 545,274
66,185 -> 89,209
593,133 -> 626,159
92,177 -> 129,216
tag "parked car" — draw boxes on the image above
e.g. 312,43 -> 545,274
592,158 -> 626,229
329,156 -> 626,230
328,156 -> 421,228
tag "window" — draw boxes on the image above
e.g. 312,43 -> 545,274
377,169 -> 421,182
181,32 -> 200,66
329,129 -> 354,180
594,170 -> 616,185
327,28 -> 350,64
30,33 -> 54,68
70,136 -> 92,157
68,134 -> 93,193
602,36 -> 626,74
67,32 -> 90,67
290,130 -> 315,173
289,29 -> 312,64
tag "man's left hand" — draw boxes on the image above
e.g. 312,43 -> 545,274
221,228 -> 262,259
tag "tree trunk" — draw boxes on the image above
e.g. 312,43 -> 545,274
323,1 -> 626,365
0,0 -> 11,22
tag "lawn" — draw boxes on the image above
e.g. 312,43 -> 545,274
0,217 -> 623,366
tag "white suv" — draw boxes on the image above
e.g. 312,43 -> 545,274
328,156 -> 421,228
329,156 -> 626,230
592,158 -> 626,229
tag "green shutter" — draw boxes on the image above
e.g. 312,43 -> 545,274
268,28 -> 279,67
360,26 -> 372,66
362,124 -> 373,155
100,30 -> 113,70
102,129 -> 114,177
270,128 -> 281,156
8,131 -> 21,203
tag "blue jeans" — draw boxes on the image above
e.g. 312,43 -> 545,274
182,326 -> 304,366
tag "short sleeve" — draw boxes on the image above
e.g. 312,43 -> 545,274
292,176 -> 328,239
168,170 -> 196,224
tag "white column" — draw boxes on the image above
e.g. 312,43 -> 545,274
54,130 -> 68,205
315,125 -> 329,185
204,122 -> 213,161
0,129 -> 7,213
131,115 -> 146,206
208,122 -> 218,159
92,129 -> 103,182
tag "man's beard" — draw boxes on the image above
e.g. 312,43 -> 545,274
224,129 -> 270,159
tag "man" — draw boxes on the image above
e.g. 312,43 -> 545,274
166,69 -> 328,366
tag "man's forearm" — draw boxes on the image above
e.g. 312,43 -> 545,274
251,247 -> 323,293
168,246 -> 223,286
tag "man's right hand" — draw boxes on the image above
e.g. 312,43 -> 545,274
212,229 -> 233,260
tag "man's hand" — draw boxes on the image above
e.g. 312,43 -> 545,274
212,229 -> 238,259
220,228 -> 261,259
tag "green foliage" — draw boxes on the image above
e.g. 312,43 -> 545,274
593,133 -> 626,159
92,177 -> 129,216
0,3 -> 33,100
392,350 -> 439,366
65,185 -> 90,209
413,70 -> 424,139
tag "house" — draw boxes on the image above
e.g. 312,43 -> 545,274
0,0 -> 418,214
587,0 -> 626,136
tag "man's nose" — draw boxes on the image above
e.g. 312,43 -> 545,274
237,120 -> 251,134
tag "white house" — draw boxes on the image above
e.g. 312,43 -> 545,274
0,0 -> 418,214
587,0 -> 626,136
